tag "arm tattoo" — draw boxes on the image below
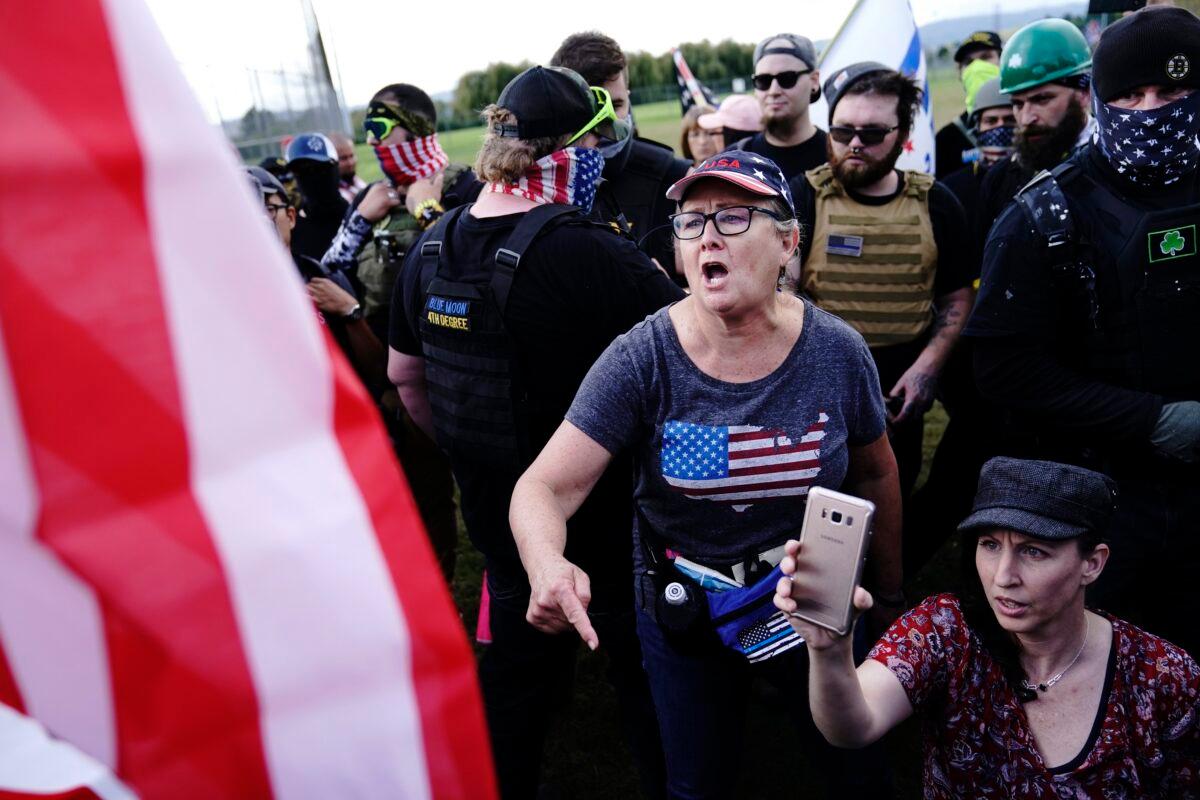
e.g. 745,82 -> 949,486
931,304 -> 964,338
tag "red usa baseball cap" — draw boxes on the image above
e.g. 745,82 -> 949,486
665,149 -> 795,216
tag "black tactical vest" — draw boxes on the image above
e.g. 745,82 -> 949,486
1018,162 -> 1200,399
416,203 -> 583,468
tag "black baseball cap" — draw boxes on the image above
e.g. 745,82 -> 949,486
257,156 -> 292,182
493,66 -> 601,140
1092,6 -> 1200,103
954,31 -> 1003,64
754,33 -> 818,71
246,166 -> 288,200
958,457 -> 1118,541
823,61 -> 892,119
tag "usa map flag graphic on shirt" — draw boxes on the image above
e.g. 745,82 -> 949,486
661,413 -> 827,511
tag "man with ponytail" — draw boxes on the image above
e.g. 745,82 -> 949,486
388,65 -> 680,799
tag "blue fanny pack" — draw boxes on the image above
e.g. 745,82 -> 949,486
705,565 -> 805,663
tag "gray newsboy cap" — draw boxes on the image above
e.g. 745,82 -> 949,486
957,457 -> 1118,541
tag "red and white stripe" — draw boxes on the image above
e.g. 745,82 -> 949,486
667,414 -> 827,507
486,149 -> 576,206
0,3 -> 495,799
378,134 -> 449,185
671,48 -> 709,110
0,704 -> 135,800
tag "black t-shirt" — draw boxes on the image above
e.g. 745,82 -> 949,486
730,129 -> 830,183
966,147 -> 1200,451
935,112 -> 975,180
941,163 -> 987,281
599,137 -> 691,277
390,208 -> 685,579
790,170 -> 974,384
976,154 -> 1033,247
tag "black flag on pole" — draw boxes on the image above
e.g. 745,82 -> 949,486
673,48 -> 719,113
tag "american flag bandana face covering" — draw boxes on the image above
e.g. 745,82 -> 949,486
1093,91 -> 1200,187
485,147 -> 605,213
373,133 -> 449,186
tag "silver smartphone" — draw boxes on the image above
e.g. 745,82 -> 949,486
788,487 -> 875,636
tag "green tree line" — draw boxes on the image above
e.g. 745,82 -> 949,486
439,38 -> 754,131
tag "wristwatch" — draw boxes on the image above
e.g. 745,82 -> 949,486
342,303 -> 363,321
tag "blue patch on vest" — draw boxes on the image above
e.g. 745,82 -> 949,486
425,294 -> 472,331
826,234 -> 864,258
426,295 -> 470,315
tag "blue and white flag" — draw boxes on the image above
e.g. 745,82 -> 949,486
810,0 -> 936,174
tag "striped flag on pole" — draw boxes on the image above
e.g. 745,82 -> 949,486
672,48 -> 718,113
0,2 -> 497,799
810,0 -> 937,174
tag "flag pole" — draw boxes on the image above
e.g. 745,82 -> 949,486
818,0 -> 869,66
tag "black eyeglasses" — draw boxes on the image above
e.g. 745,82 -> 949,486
264,202 -> 289,217
829,125 -> 899,146
670,206 -> 784,240
752,70 -> 812,91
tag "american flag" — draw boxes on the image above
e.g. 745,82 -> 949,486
660,414 -> 827,511
0,3 -> 495,798
738,612 -> 805,663
485,147 -> 602,208
376,133 -> 449,184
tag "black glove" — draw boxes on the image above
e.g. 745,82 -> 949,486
1149,401 -> 1200,463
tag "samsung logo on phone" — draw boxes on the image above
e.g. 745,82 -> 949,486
818,534 -> 843,545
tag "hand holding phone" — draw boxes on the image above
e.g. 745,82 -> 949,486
775,552 -> 874,651
776,487 -> 875,637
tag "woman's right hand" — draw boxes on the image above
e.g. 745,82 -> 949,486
773,539 -> 873,652
526,557 -> 599,650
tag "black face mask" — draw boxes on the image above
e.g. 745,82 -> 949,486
1093,91 -> 1200,187
1015,96 -> 1087,172
290,160 -> 342,210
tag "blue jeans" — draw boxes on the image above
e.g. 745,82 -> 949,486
636,607 -> 894,799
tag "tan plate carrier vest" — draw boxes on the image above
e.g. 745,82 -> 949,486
803,164 -> 938,347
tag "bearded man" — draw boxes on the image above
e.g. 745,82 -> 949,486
975,18 -> 1095,245
788,63 -> 974,514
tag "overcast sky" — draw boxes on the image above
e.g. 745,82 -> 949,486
145,0 -> 1063,121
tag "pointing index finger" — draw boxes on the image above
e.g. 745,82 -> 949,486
557,588 -> 599,650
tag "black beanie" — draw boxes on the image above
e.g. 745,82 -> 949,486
1092,6 -> 1200,102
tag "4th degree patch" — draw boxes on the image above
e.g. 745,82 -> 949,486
1148,224 -> 1197,264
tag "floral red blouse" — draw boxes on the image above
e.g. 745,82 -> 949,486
868,594 -> 1200,799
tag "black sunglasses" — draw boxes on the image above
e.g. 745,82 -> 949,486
828,125 -> 899,146
752,69 -> 812,91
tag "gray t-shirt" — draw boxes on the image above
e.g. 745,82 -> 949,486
566,300 -> 886,566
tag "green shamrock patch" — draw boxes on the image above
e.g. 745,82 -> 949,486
1161,230 -> 1185,256
1148,224 -> 1197,263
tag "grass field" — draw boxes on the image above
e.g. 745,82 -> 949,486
379,69 -> 968,798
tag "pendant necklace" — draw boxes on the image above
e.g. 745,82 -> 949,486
1020,615 -> 1090,697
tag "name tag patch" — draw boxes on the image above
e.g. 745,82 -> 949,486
827,234 -> 864,258
425,294 -> 471,331
1148,224 -> 1196,264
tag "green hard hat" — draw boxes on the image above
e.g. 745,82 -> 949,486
999,18 -> 1092,95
